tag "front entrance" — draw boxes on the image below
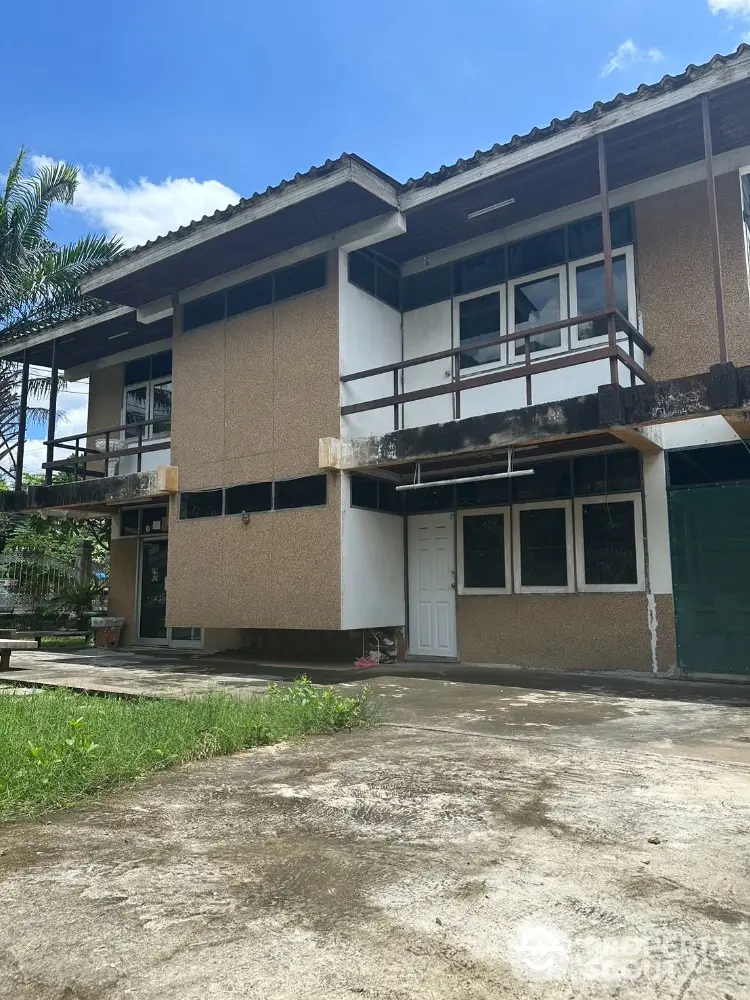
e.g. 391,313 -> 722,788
669,480 -> 750,675
134,533 -> 202,650
407,513 -> 457,658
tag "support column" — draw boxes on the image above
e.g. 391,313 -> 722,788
45,339 -> 59,486
14,350 -> 29,492
701,95 -> 728,364
597,133 -> 619,386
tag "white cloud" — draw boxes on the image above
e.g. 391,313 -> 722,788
22,379 -> 91,474
709,0 -> 750,12
601,40 -> 665,77
32,155 -> 240,248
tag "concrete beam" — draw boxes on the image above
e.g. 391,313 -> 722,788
10,466 -> 179,513
323,365 -> 750,470
723,410 -> 750,439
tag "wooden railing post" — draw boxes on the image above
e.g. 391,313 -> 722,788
702,95 -> 728,363
45,338 -> 59,486
15,349 -> 29,492
524,334 -> 532,405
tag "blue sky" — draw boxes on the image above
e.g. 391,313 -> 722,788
4,0 -> 750,467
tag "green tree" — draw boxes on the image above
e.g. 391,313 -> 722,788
0,148 -> 123,479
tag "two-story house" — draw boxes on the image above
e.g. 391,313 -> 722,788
3,46 -> 750,678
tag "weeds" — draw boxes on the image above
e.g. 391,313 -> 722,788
0,677 -> 377,819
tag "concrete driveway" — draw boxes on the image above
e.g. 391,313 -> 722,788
1,676 -> 749,999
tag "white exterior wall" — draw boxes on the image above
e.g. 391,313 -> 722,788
402,302 -> 453,427
115,446 -> 171,476
340,474 -> 405,630
339,250 -> 403,439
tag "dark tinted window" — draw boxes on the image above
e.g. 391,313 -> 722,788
227,274 -> 273,317
225,481 -> 273,515
459,292 -> 502,369
124,357 -> 151,385
668,443 -> 750,487
274,474 -> 327,509
348,251 -> 376,296
378,479 -> 401,514
274,256 -> 326,302
121,509 -> 140,535
183,293 -> 225,332
456,476 -> 511,509
454,247 -> 506,294
567,207 -> 633,259
142,505 -> 168,534
574,451 -> 641,495
518,506 -> 569,587
377,267 -> 401,310
402,266 -> 453,312
513,459 -> 571,503
463,514 -> 507,589
508,228 -> 565,279
150,352 -> 173,379
581,500 -> 638,586
180,490 -> 223,519
405,485 -> 454,513
351,474 -> 378,510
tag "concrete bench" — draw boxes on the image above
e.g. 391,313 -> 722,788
0,639 -> 39,670
11,630 -> 89,649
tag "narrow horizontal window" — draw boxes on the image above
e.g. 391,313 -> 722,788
180,490 -> 223,520
377,479 -> 401,514
573,451 -> 641,496
512,458 -> 571,503
455,247 -> 506,295
274,255 -> 326,302
376,266 -> 401,310
274,474 -> 327,510
124,357 -> 151,386
580,500 -> 638,587
405,484 -> 455,514
183,292 -> 226,332
348,251 -> 376,297
225,481 -> 273,515
150,351 -> 173,380
508,228 -> 565,279
568,207 -> 633,260
402,266 -> 453,312
456,476 -> 511,509
461,512 -> 508,591
226,273 -> 273,318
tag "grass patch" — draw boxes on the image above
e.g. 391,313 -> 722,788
40,635 -> 90,648
0,678 -> 377,820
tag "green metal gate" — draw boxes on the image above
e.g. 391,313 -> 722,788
668,482 -> 750,675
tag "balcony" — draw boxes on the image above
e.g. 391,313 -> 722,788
43,418 -> 171,482
341,307 -> 653,435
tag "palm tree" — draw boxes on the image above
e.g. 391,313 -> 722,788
0,148 -> 123,479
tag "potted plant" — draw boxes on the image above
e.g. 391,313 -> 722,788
57,581 -> 103,631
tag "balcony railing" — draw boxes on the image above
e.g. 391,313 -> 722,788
341,307 -> 654,431
43,418 -> 171,482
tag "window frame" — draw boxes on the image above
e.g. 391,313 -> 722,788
573,492 -> 644,593
122,376 -> 172,442
512,499 -> 575,595
568,245 -> 636,350
507,264 -> 569,363
457,507 -> 512,595
454,282 -> 508,375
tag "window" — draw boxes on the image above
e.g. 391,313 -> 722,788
180,490 -> 223,520
350,474 -> 401,514
225,481 -> 273,515
183,293 -> 225,332
569,248 -> 634,345
458,291 -> 503,369
274,474 -> 327,510
508,228 -> 565,279
459,509 -> 510,594
512,458 -> 571,503
123,358 -> 172,441
454,247 -> 506,295
121,505 -> 169,535
573,451 -> 641,496
275,256 -> 326,302
567,207 -> 633,260
574,495 -> 644,592
513,501 -> 574,593
402,266 -> 453,312
227,273 -> 273,317
124,352 -> 172,386
510,269 -> 565,358
348,251 -> 401,310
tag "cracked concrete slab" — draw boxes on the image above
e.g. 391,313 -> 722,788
1,677 -> 749,998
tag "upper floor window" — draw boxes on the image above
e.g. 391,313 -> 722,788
123,351 -> 172,440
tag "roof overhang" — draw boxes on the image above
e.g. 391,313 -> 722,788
80,156 -> 400,307
0,307 -> 172,370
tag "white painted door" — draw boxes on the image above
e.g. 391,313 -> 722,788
407,513 -> 457,658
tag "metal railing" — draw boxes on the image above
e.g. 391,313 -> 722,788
43,418 -> 171,481
341,307 -> 654,431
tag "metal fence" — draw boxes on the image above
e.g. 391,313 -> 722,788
0,548 -> 109,615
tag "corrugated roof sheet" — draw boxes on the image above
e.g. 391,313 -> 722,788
83,43 -> 750,279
